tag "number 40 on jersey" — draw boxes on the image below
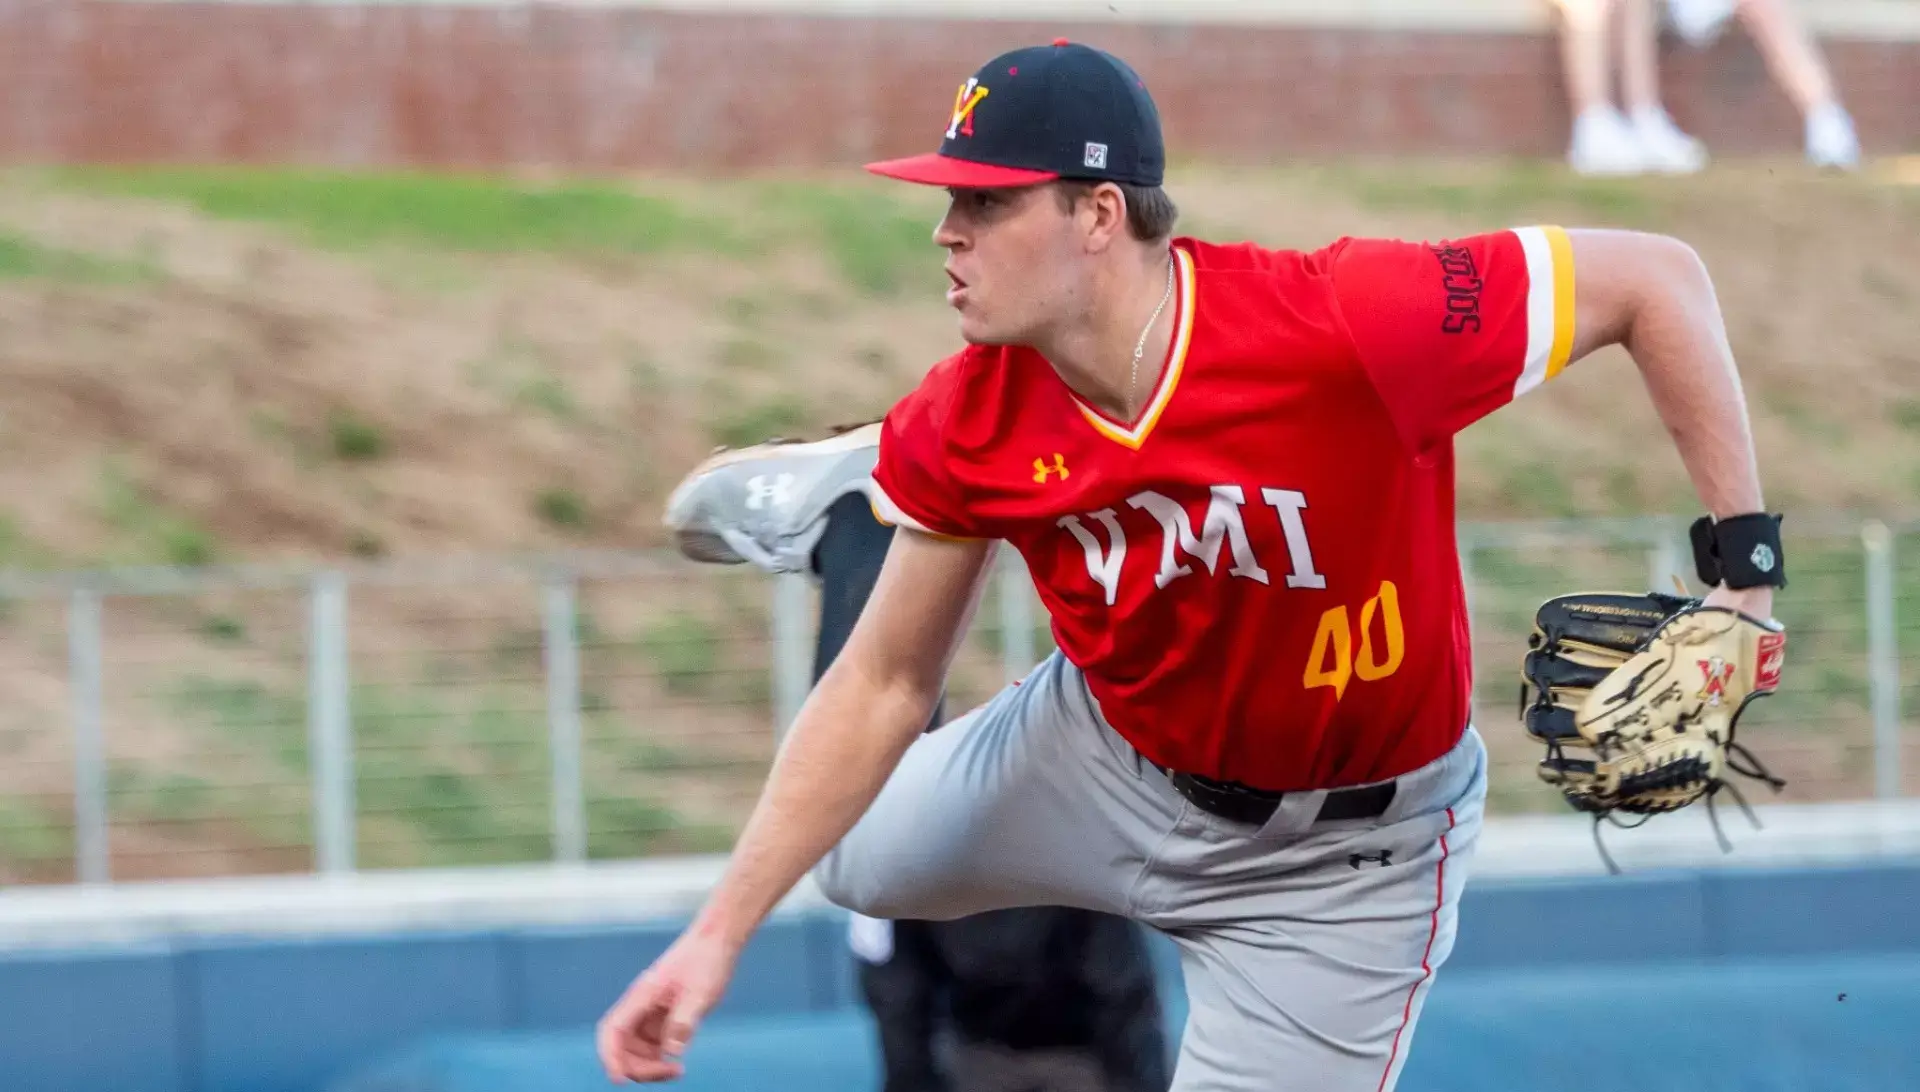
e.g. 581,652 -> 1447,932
1054,484 -> 1407,699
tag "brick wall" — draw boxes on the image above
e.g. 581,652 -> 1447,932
0,1 -> 1912,171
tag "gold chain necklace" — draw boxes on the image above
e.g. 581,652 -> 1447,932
1127,253 -> 1176,420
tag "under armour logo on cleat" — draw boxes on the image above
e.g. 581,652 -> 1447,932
745,473 -> 796,510
1349,851 -> 1393,869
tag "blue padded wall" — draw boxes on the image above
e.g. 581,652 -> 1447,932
0,942 -> 187,1092
5,859 -> 1920,1092
184,930 -> 511,1092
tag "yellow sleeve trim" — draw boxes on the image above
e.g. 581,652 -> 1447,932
1545,226 -> 1577,381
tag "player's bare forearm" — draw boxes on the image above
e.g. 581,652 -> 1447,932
1564,229 -> 1773,614
688,663 -> 940,950
686,530 -> 994,952
1565,228 -> 1764,519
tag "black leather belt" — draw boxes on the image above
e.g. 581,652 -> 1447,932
1157,766 -> 1398,827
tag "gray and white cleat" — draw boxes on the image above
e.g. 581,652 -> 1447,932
662,421 -> 883,574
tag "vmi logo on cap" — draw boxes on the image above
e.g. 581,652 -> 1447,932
948,78 -> 989,139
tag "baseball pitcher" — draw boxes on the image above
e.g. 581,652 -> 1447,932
600,39 -> 1788,1091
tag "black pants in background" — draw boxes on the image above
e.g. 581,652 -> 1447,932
810,493 -> 1173,1092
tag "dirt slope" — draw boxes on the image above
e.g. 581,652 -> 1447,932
2,163 -> 1916,570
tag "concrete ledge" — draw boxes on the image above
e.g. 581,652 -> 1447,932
4,799 -> 1919,949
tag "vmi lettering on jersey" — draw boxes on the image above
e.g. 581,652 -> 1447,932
1057,485 -> 1326,605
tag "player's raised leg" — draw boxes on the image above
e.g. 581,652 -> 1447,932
813,648 -> 1189,924
1151,729 -> 1487,1092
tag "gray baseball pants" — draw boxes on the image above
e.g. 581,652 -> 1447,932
813,649 -> 1487,1092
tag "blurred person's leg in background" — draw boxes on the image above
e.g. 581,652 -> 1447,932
1668,0 -> 1859,168
1552,0 -> 1652,174
810,491 -> 1172,1092
1619,0 -> 1710,171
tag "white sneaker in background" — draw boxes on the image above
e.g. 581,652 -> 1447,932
1630,106 -> 1710,174
1666,0 -> 1738,47
1805,101 -> 1862,171
1569,107 -> 1650,176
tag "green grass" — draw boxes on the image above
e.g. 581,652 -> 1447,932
170,675 -> 307,766
705,393 -> 810,449
1492,461 -> 1585,519
0,512 -> 57,570
713,336 -> 782,374
534,487 -> 590,530
0,796 -> 74,869
96,460 -> 219,567
199,613 -> 247,643
640,611 -> 722,697
328,409 -> 388,461
35,162 -> 1672,299
37,166 -> 953,295
1301,161 -> 1661,226
54,166 -> 740,256
164,671 -> 735,866
749,182 -> 943,297
108,765 -> 221,824
514,375 -> 578,421
0,231 -> 153,284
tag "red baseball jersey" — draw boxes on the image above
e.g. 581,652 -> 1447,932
870,227 -> 1579,791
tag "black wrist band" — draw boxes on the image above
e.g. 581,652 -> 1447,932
1689,512 -> 1787,590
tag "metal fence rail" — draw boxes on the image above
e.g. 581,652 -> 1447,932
0,518 -> 1912,887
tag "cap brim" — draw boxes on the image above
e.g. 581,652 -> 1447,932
864,153 -> 1059,188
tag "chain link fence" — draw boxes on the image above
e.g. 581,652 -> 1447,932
0,517 -> 1913,887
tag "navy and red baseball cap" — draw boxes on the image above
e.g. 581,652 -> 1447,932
865,39 -> 1165,189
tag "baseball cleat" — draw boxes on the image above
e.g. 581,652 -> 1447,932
662,421 -> 883,574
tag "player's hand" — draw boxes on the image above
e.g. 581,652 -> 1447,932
596,930 -> 740,1083
1703,582 -> 1775,623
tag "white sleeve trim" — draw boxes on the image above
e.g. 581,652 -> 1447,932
1513,225 -> 1559,399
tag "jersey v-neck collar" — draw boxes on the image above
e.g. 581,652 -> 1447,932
1065,244 -> 1196,451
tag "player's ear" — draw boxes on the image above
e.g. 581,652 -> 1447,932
1073,181 -> 1128,253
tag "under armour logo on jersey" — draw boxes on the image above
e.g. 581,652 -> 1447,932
744,473 -> 796,510
1349,850 -> 1393,869
1033,454 -> 1069,483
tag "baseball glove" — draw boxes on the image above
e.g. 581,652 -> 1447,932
1520,591 -> 1788,866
